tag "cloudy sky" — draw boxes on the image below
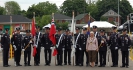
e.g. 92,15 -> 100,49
0,0 -> 133,11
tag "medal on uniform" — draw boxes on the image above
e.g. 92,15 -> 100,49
46,42 -> 48,44
122,42 -> 124,46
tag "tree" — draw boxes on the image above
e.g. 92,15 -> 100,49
5,1 -> 21,15
60,0 -> 88,17
38,15 -> 51,28
17,10 -> 27,16
36,1 -> 59,16
96,0 -> 133,23
56,22 -> 69,30
0,6 -> 5,15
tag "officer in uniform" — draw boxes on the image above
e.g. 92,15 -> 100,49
119,29 -> 131,68
1,28 -> 10,67
97,29 -> 107,67
108,26 -> 119,67
74,27 -> 81,66
11,27 -> 23,66
80,28 -> 89,66
55,28 -> 64,66
22,30 -> 32,66
34,26 -> 42,66
41,27 -> 53,66
92,25 -> 99,66
64,29 -> 72,65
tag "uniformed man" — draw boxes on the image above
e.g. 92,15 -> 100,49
34,26 -> 42,66
22,30 -> 32,66
1,28 -> 10,67
108,26 -> 119,67
119,28 -> 131,68
97,29 -> 107,67
41,27 -> 53,66
74,27 -> 81,66
11,27 -> 23,66
80,28 -> 89,66
55,28 -> 64,66
64,29 -> 72,65
92,25 -> 99,66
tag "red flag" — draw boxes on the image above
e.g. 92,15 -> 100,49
31,19 -> 37,57
49,23 -> 56,45
52,49 -> 58,56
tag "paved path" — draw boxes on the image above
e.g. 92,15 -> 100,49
0,48 -> 133,70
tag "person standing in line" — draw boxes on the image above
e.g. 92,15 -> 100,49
1,28 -> 10,67
119,28 -> 131,68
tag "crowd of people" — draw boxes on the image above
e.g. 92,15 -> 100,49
0,25 -> 131,68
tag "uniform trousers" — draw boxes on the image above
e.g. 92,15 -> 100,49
111,49 -> 118,65
34,48 -> 41,65
44,49 -> 52,64
14,49 -> 21,65
99,51 -> 107,65
3,49 -> 9,66
24,51 -> 31,65
57,50 -> 63,65
81,50 -> 89,65
121,51 -> 129,66
64,49 -> 71,64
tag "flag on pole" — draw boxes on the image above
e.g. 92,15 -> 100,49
49,13 -> 57,56
31,12 -> 37,57
87,13 -> 90,35
71,11 -> 76,57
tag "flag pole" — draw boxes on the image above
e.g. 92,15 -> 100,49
72,10 -> 75,66
10,16 -> 13,59
52,13 -> 56,65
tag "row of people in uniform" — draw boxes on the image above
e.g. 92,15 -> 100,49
0,25 -> 131,68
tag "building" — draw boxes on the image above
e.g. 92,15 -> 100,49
54,13 -> 72,23
102,9 -> 121,26
0,15 -> 31,33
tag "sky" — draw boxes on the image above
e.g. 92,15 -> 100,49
0,0 -> 133,11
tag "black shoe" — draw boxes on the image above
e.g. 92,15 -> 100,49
95,64 -> 98,66
98,65 -> 103,67
86,64 -> 88,67
69,63 -> 71,65
102,65 -> 105,67
56,64 -> 59,66
126,66 -> 129,68
120,65 -> 125,68
48,64 -> 50,66
64,63 -> 67,65
28,65 -> 31,66
24,64 -> 27,66
79,64 -> 83,66
7,65 -> 11,67
18,64 -> 22,66
3,65 -> 9,67
114,65 -> 118,67
75,64 -> 79,66
111,65 -> 115,67
45,64 -> 48,66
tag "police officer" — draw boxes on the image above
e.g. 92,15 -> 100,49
11,27 -> 23,66
22,30 -> 32,66
119,29 -> 131,68
92,25 -> 99,66
55,28 -> 64,66
64,29 -> 72,65
41,27 -> 53,66
34,26 -> 42,66
108,26 -> 119,67
1,28 -> 10,67
74,27 -> 81,66
97,29 -> 107,67
80,28 -> 89,66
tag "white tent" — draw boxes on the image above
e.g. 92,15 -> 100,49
42,24 -> 51,29
83,21 -> 116,28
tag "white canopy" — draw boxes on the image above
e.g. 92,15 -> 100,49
43,24 -> 51,29
83,21 -> 116,28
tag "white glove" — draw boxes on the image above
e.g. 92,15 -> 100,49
50,47 -> 53,49
73,45 -> 76,48
22,49 -> 25,52
41,47 -> 44,49
101,40 -> 104,43
115,47 -> 118,50
79,48 -> 82,50
13,45 -> 17,51
30,41 -> 32,43
128,49 -> 130,51
56,45 -> 58,47
62,48 -> 65,50
0,48 -> 3,52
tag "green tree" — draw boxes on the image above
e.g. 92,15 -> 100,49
96,0 -> 133,23
100,16 -> 108,21
17,10 -> 27,16
38,15 -> 51,28
5,1 -> 21,15
0,6 -> 5,15
60,0 -> 88,17
56,22 -> 69,30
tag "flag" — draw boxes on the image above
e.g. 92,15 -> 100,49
10,16 -> 13,59
31,18 -> 37,57
49,19 -> 56,45
71,11 -> 75,57
49,15 -> 57,56
87,13 -> 90,35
